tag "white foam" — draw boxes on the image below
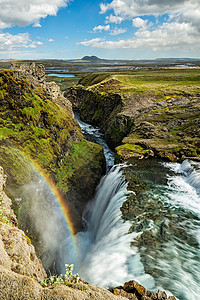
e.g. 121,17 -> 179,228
162,160 -> 200,216
60,165 -> 155,290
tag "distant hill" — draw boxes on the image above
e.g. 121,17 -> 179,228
82,56 -> 102,62
81,56 -> 200,65
155,58 -> 199,62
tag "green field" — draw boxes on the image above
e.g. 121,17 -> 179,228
85,68 -> 200,98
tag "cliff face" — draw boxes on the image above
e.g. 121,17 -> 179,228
67,71 -> 200,162
67,85 -> 129,148
0,167 -> 46,282
0,65 -> 105,251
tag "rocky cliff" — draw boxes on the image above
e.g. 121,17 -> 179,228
0,63 -> 106,276
67,70 -> 200,162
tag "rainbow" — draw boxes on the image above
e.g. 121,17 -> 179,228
19,151 -> 78,256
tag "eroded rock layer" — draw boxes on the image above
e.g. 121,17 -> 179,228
67,70 -> 200,162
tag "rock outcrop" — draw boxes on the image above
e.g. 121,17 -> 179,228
67,71 -> 200,162
11,62 -> 73,116
11,62 -> 46,86
111,280 -> 176,300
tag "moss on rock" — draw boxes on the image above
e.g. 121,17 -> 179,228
0,67 -> 105,233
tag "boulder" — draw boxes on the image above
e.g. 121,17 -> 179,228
110,280 -> 176,300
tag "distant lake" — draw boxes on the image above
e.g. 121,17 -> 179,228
46,73 -> 75,78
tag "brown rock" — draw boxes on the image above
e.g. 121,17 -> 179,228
123,280 -> 138,292
111,281 -> 177,300
113,288 -> 120,295
135,283 -> 146,296
0,166 -> 6,190
46,81 -> 73,116
157,289 -> 167,299
0,266 -> 129,300
146,290 -> 157,299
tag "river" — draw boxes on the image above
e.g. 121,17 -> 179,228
58,115 -> 200,300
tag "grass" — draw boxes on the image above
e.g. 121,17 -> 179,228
85,69 -> 200,98
0,69 -> 76,174
79,73 -> 110,87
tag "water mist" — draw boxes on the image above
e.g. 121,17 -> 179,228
18,176 -> 73,273
59,164 -> 155,289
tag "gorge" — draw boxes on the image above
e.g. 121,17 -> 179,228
60,115 -> 200,300
0,62 -> 200,300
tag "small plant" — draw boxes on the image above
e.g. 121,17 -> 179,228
22,234 -> 32,245
0,206 -> 11,226
40,264 -> 80,288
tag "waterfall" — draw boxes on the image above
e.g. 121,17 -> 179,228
83,164 -> 129,242
59,164 -> 155,289
180,159 -> 200,194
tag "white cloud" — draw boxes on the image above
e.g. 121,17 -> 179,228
100,0 -> 191,17
110,28 -> 127,35
99,3 -> 108,14
48,38 -> 55,42
79,38 -> 104,47
98,0 -> 200,54
0,0 -> 71,29
0,33 -> 43,51
35,41 -> 43,46
33,22 -> 42,28
79,21 -> 200,51
100,0 -> 200,31
93,25 -> 110,32
132,17 -> 148,28
105,14 -> 123,24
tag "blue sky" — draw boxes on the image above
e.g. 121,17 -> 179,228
0,0 -> 200,60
